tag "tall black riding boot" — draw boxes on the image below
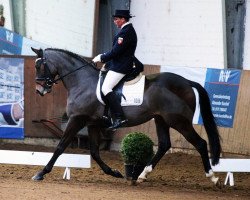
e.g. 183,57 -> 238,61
105,92 -> 128,130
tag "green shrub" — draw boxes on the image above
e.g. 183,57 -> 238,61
120,132 -> 154,166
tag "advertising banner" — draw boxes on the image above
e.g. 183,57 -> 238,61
199,68 -> 241,127
0,57 -> 24,139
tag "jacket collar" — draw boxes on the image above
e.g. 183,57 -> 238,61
121,22 -> 131,29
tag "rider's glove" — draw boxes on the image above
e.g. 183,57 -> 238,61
92,54 -> 102,63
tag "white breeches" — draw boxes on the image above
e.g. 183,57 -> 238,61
101,70 -> 125,96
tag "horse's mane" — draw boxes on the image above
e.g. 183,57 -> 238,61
45,48 -> 89,64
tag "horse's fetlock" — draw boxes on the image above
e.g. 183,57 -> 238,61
105,168 -> 113,175
205,169 -> 214,177
44,166 -> 52,173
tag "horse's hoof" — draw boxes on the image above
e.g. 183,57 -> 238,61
32,172 -> 44,181
129,180 -> 137,186
136,178 -> 146,184
113,169 -> 124,178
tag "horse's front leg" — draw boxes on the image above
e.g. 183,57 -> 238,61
32,116 -> 85,180
88,126 -> 123,178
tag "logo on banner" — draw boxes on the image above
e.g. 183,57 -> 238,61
6,31 -> 14,43
219,70 -> 231,82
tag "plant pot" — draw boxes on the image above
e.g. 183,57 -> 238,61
124,164 -> 145,180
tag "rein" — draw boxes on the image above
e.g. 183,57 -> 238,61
53,62 -> 91,84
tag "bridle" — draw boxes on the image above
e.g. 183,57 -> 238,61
35,55 -> 96,95
35,57 -> 55,92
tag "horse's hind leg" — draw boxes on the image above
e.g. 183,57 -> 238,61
138,116 -> 171,182
32,116 -> 85,180
173,118 -> 219,185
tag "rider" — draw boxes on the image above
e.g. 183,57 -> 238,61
92,9 -> 137,130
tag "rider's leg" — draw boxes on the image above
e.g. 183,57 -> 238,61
105,92 -> 128,129
102,70 -> 128,130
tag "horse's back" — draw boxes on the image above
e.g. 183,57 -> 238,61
145,72 -> 194,95
146,72 -> 190,86
145,72 -> 196,113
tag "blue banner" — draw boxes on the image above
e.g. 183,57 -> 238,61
0,27 -> 49,55
0,127 -> 24,139
198,68 -> 241,127
0,28 -> 23,55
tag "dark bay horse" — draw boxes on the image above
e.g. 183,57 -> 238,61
31,47 -> 221,185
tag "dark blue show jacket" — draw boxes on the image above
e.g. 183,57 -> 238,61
101,23 -> 137,74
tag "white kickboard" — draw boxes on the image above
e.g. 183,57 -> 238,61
211,159 -> 250,172
0,150 -> 91,168
210,158 -> 250,186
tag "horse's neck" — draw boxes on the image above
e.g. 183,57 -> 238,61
46,50 -> 99,95
60,62 -> 99,93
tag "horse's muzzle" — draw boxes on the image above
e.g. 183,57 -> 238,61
36,84 -> 51,96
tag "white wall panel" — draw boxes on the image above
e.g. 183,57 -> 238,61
130,0 -> 226,68
25,0 -> 96,57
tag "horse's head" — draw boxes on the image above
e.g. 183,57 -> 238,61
31,47 -> 56,96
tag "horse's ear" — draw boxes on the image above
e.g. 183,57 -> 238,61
31,47 -> 43,57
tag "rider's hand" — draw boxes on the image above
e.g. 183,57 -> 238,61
92,54 -> 102,63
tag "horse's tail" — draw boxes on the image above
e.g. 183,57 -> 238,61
189,80 -> 221,166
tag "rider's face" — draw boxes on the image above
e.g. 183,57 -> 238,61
113,17 -> 126,28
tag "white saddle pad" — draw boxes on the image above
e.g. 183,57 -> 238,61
96,75 -> 145,106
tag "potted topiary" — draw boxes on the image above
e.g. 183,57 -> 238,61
120,132 -> 154,181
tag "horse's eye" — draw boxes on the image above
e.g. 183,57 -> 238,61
35,60 -> 43,69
